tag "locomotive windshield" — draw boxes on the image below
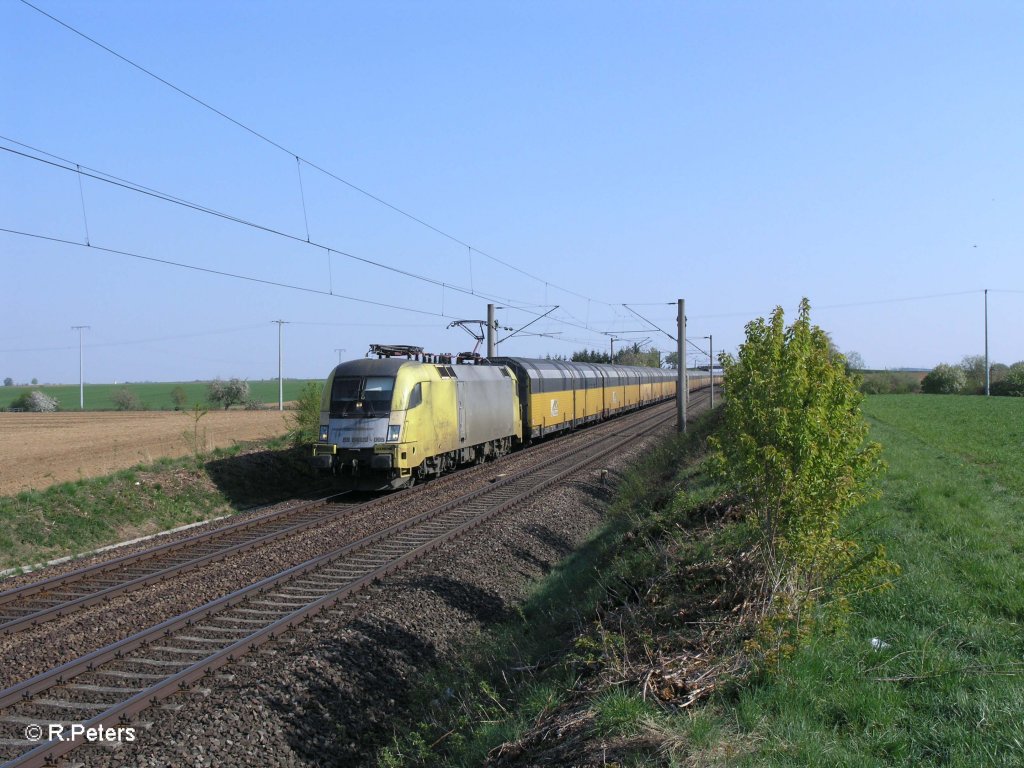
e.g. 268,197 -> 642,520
329,376 -> 395,418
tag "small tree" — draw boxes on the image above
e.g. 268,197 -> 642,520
287,381 -> 324,446
181,403 -> 209,456
208,378 -> 250,410
844,350 -> 865,372
3,377 -> 12,387
709,299 -> 890,660
921,364 -> 966,394
170,386 -> 188,410
991,366 -> 1024,397
959,354 -> 987,393
15,390 -> 60,412
112,387 -> 141,411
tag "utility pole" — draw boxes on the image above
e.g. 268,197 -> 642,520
677,299 -> 686,433
709,333 -> 714,409
335,348 -> 347,364
487,304 -> 495,358
71,325 -> 89,410
984,289 -> 990,397
273,320 -> 289,411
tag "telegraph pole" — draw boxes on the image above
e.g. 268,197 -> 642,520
71,325 -> 89,410
335,348 -> 347,364
984,289 -> 990,397
709,333 -> 714,409
273,320 -> 289,411
677,299 -> 686,433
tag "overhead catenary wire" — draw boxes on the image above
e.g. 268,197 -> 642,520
2,142 -> 636,351
0,226 -> 623,351
0,140 -> 530,310
17,0 -> 613,308
0,227 -> 448,318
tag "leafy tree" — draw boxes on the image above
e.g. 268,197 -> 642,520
11,390 -> 59,412
991,365 -> 1024,397
170,386 -> 188,410
3,377 -> 11,387
989,363 -> 1009,385
112,387 -> 141,411
571,349 -> 611,364
844,350 -> 865,372
287,381 -> 324,445
30,378 -> 38,386
207,378 -> 250,410
921,364 -> 966,394
960,354 -> 987,393
709,299 -> 890,661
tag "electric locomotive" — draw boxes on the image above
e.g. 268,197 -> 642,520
311,345 -> 521,490
311,344 -> 683,491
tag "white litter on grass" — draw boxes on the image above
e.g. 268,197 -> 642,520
870,637 -> 891,651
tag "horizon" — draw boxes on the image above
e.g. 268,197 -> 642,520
3,2 -> 1022,384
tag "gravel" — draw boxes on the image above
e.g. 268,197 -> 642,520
0,395 -> 710,766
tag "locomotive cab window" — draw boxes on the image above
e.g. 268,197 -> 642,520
330,376 -> 395,418
407,382 -> 423,409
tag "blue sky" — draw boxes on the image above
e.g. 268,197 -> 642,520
2,1 -> 1022,385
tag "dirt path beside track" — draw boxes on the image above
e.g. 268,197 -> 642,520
0,410 -> 291,496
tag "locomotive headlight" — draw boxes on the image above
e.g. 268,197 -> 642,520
319,425 -> 329,442
387,424 -> 401,442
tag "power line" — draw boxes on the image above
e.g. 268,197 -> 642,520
0,323 -> 269,353
2,137 -> 571,315
0,227 -> 451,318
17,0 -> 614,308
2,137 -> 653,345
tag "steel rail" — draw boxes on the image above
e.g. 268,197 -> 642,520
0,492 -> 348,607
0,399 -> 685,767
0,491 -> 384,636
0,391 -> 694,637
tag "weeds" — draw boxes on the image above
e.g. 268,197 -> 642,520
181,403 -> 208,457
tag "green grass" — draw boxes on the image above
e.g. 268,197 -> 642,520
721,394 -> 1024,766
372,417 -> 721,767
372,395 -> 1024,767
0,436 -> 323,571
2,379 -> 321,411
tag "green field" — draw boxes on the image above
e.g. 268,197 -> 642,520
1,379 -> 321,411
372,394 -> 1024,767
728,394 -> 1024,765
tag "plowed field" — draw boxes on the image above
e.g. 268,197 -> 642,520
0,410 -> 291,496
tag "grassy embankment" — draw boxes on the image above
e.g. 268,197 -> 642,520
1,379 -> 320,411
374,395 -> 1024,766
0,436 -> 327,573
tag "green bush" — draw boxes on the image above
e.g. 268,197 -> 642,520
859,372 -> 921,395
921,363 -> 965,394
709,299 -> 891,662
112,387 -> 141,411
287,381 -> 324,446
991,367 -> 1024,397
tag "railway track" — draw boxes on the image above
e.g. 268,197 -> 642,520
0,392 -> 707,640
0,398 -> 687,767
0,492 -> 364,636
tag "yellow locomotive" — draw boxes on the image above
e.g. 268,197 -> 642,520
311,346 -> 701,490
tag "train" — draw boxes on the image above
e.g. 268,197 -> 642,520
310,345 -> 713,490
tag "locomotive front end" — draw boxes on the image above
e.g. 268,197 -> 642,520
311,359 -> 413,490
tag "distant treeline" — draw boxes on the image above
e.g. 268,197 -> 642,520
859,355 -> 1024,396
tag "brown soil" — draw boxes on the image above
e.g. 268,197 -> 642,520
0,410 -> 291,495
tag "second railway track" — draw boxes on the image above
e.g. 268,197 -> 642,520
0,397 -> 695,768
